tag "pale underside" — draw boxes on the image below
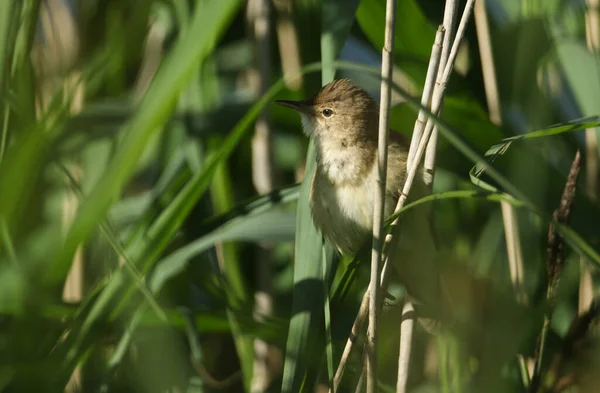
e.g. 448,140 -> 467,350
309,157 -> 397,256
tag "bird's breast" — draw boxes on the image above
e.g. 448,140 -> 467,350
310,165 -> 385,255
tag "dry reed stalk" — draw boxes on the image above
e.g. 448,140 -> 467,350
273,0 -> 304,183
396,302 -> 415,393
579,0 -> 599,316
394,3 -> 463,391
406,27 -> 447,170
473,0 -> 532,381
423,0 -> 458,189
354,364 -> 366,393
398,4 -> 457,388
350,344 -> 369,393
500,201 -> 528,304
333,289 -> 368,391
473,0 -> 528,306
474,0 -> 529,307
396,3 -> 459,389
395,24 -> 446,393
474,0 -> 500,126
249,0 -> 275,195
247,0 -> 278,390
273,0 -> 303,90
32,1 -> 84,391
134,18 -> 167,100
367,0 -> 398,390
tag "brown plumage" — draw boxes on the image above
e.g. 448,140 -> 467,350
277,78 -> 442,322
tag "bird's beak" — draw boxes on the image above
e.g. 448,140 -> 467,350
275,100 -> 310,113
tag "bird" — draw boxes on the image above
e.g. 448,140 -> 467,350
276,78 -> 446,327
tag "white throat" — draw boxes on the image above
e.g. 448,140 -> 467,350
299,113 -> 315,136
299,113 -> 368,185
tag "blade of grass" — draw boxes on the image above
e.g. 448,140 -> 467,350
57,0 -> 243,373
281,0 -> 360,391
209,150 -> 254,389
47,0 -> 243,284
58,163 -> 167,322
89,73 -> 298,348
0,0 -> 18,165
102,188 -> 297,377
281,143 -> 334,393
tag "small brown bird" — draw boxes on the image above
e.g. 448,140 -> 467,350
276,79 -> 444,323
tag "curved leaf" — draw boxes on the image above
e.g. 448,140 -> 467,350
149,193 -> 298,293
470,116 -> 600,191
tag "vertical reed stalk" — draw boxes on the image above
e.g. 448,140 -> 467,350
247,0 -> 277,390
368,0 -> 398,390
580,0 -> 599,315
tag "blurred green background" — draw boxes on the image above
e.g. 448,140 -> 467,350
0,0 -> 599,392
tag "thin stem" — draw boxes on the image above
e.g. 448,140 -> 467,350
424,0 -> 458,188
354,348 -> 368,393
333,293 -> 368,391
474,0 -> 529,302
518,354 -> 531,388
247,0 -> 276,390
474,0 -> 500,124
501,201 -> 528,304
0,105 -> 9,166
368,0 -> 397,390
438,337 -> 450,393
474,0 -> 530,381
133,18 -> 166,100
249,0 -> 275,195
406,26 -> 446,168
580,0 -> 599,315
273,0 -> 303,90
396,301 -> 415,393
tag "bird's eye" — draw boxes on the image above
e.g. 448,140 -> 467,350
322,108 -> 333,117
